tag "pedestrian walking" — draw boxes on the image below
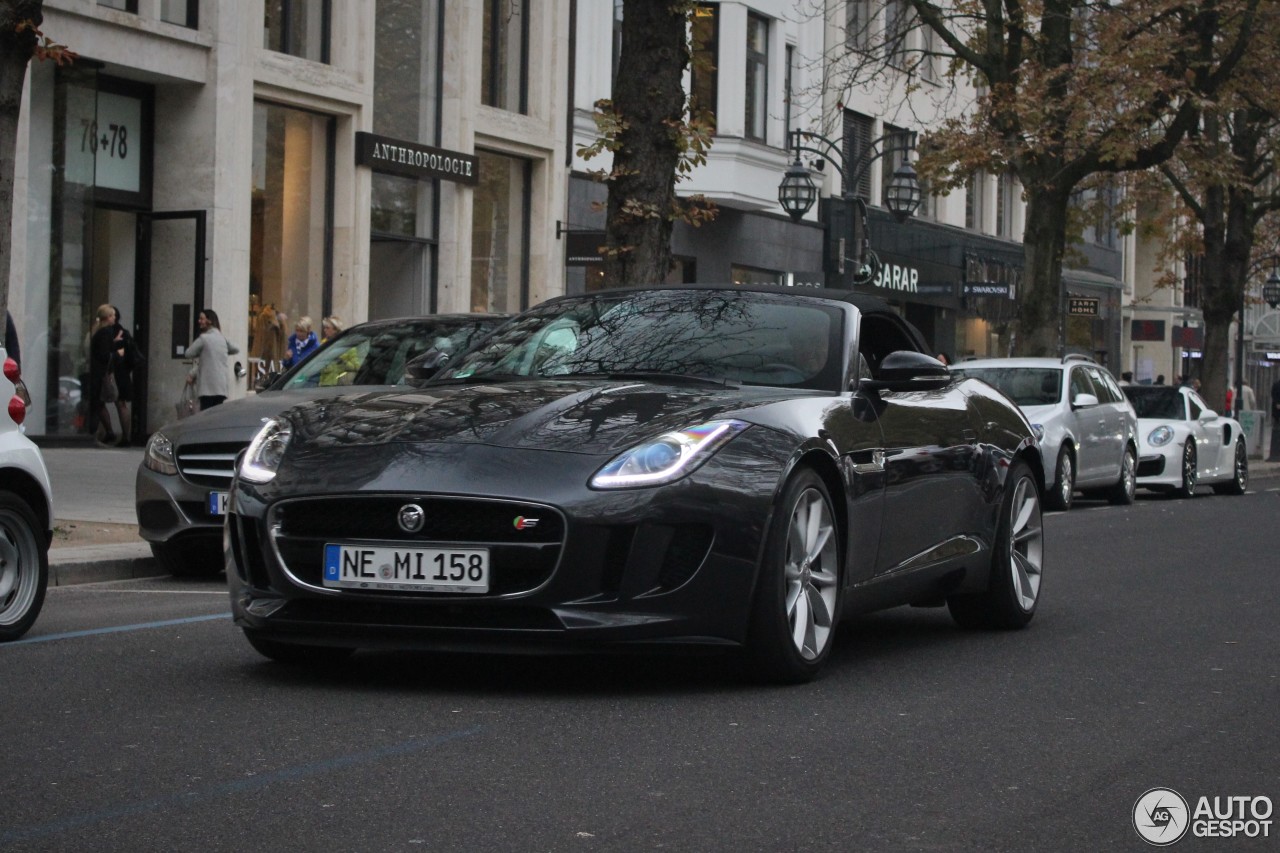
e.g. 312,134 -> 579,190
186,308 -> 240,410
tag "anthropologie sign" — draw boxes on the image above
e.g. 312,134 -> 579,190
355,132 -> 479,185
65,89 -> 143,193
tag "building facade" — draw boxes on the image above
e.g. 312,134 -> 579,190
8,0 -> 569,442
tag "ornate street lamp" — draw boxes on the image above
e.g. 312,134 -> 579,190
778,157 -> 817,222
778,129 -> 921,287
1264,268 -> 1280,309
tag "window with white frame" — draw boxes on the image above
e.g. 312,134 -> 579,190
846,0 -> 871,50
264,0 -> 330,62
745,14 -> 769,142
691,4 -> 719,131
482,0 -> 528,113
966,172 -> 985,231
996,171 -> 1015,237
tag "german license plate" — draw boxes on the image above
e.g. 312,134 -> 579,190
208,492 -> 229,515
322,544 -> 490,593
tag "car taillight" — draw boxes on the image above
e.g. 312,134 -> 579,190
2,357 -> 18,383
8,395 -> 24,425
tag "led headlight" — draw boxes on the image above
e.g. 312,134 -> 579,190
143,431 -> 177,475
591,420 -> 749,489
1148,425 -> 1174,447
240,417 -> 293,484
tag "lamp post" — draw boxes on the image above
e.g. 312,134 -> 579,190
777,129 -> 922,288
1236,257 -> 1280,418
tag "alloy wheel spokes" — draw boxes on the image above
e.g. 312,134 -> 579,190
1008,478 -> 1043,611
785,487 -> 839,660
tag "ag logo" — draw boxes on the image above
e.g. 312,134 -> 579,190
1134,788 -> 1190,845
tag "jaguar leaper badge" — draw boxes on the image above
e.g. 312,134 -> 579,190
398,504 -> 425,533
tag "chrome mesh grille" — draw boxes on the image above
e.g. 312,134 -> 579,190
176,442 -> 245,488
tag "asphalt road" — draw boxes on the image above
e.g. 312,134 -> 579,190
2,482 -> 1278,852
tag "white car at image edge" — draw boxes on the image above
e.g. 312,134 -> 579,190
1122,384 -> 1248,498
0,344 -> 54,641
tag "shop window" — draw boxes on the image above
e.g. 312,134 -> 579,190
482,0 -> 528,113
732,265 -> 782,286
370,0 -> 442,317
264,0 -> 331,63
691,4 -> 718,130
250,101 -> 333,371
745,14 -> 769,142
471,150 -> 530,313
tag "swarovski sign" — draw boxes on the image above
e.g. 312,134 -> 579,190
355,132 -> 479,185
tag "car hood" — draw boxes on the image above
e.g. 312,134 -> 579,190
284,379 -> 804,456
160,387 -> 395,445
1019,404 -> 1058,424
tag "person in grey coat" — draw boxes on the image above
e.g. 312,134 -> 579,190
186,308 -> 240,410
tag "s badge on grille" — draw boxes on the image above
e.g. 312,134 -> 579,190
513,516 -> 539,530
398,504 -> 425,533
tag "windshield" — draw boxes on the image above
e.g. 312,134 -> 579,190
953,367 -> 1061,406
1123,387 -> 1185,419
438,290 -> 846,390
274,317 -> 501,390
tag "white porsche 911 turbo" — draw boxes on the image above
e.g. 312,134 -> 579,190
1122,384 -> 1248,498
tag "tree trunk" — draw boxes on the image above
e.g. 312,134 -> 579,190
602,0 -> 690,287
0,1 -> 43,327
1016,184 -> 1072,357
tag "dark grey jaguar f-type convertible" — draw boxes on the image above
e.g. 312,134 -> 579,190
226,285 -> 1045,682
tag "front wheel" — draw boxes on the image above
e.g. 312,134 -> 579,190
1046,447 -> 1074,511
0,492 -> 49,642
1173,441 -> 1197,499
747,469 -> 842,683
948,460 -> 1043,629
1108,446 -> 1137,505
1212,439 -> 1248,495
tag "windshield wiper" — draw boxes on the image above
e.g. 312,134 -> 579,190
424,372 -> 529,385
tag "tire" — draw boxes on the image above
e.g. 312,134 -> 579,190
1173,441 -> 1197,499
1212,439 -> 1248,496
0,492 -> 49,642
1045,446 -> 1074,511
151,539 -> 225,578
243,630 -> 356,666
747,468 -> 842,684
948,461 -> 1043,630
1108,445 -> 1137,505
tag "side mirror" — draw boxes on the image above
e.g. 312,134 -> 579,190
1199,409 -> 1219,422
858,350 -> 950,393
405,349 -> 450,382
1072,392 -> 1099,408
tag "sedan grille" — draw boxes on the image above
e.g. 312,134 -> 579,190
270,496 -> 566,596
177,442 -> 245,488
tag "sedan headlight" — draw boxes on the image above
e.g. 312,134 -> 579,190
240,417 -> 293,484
1029,423 -> 1045,443
143,431 -> 177,475
591,420 -> 749,489
1148,425 -> 1174,447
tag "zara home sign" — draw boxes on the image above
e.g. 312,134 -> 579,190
355,131 -> 479,185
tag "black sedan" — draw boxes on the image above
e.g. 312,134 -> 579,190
226,285 -> 1045,682
138,313 -> 505,575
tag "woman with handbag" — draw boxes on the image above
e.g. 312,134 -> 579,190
89,304 -> 131,446
186,308 -> 240,410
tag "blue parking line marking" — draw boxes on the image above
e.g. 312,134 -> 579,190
3,613 -> 231,647
0,727 -> 483,845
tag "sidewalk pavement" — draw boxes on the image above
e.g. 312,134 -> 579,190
35,443 -> 1280,587
42,445 -> 161,586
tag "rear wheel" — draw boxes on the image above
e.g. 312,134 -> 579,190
1046,447 -> 1074,511
948,461 -> 1043,629
747,469 -> 841,683
1108,446 -> 1137,505
1173,441 -> 1197,499
243,630 -> 356,666
1212,439 -> 1248,495
0,492 -> 49,642
151,539 -> 225,577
